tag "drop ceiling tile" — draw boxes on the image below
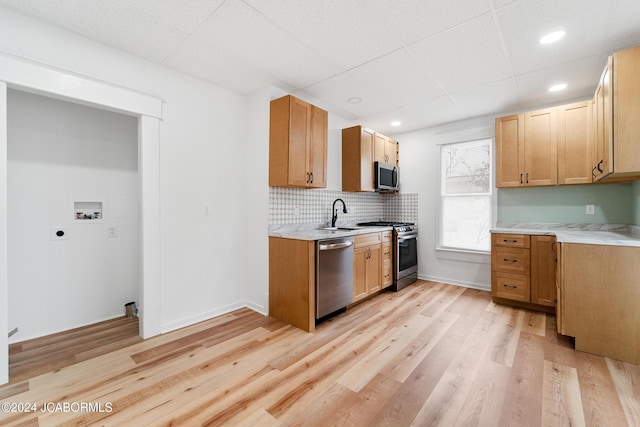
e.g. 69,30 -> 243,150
302,72 -> 391,118
108,0 -> 225,34
242,0 -> 402,70
601,0 -> 640,52
409,14 -> 512,93
359,95 -> 467,135
514,55 -> 601,109
366,0 -> 490,45
0,0 -> 189,62
492,0 -> 519,10
344,48 -> 446,108
451,78 -> 520,118
495,0 -> 610,76
164,37 -> 276,95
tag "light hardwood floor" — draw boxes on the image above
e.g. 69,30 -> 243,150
1,280 -> 638,426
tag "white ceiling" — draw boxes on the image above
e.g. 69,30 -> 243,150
1,0 -> 639,134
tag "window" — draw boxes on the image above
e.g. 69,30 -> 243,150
440,139 -> 492,252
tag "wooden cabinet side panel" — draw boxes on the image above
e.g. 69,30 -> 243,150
269,96 -> 291,187
342,126 -> 374,192
558,101 -> 592,185
269,237 -> 315,332
524,107 -> 557,186
495,115 -> 523,188
562,243 -> 640,364
556,243 -> 563,334
309,106 -> 327,188
613,47 -> 640,174
530,235 -> 556,307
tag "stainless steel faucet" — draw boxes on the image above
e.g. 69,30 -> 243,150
331,198 -> 347,228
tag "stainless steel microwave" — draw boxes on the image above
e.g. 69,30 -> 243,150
374,161 -> 399,191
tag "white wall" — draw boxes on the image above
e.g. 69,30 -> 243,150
392,115 -> 495,290
0,7 -> 248,334
7,89 -> 139,341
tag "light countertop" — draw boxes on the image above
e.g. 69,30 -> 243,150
269,224 -> 393,241
491,223 -> 640,247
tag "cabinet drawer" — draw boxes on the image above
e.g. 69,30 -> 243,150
355,232 -> 381,248
495,272 -> 530,302
382,231 -> 392,243
382,242 -> 392,262
382,261 -> 393,288
492,233 -> 530,248
493,247 -> 530,274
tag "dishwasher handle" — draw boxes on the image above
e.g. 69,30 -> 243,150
318,240 -> 354,251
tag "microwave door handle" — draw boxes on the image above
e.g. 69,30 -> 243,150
392,167 -> 398,188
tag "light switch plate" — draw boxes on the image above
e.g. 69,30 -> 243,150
586,204 -> 595,215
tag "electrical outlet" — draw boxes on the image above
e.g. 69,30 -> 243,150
293,205 -> 300,216
203,204 -> 211,216
108,226 -> 118,238
586,204 -> 595,215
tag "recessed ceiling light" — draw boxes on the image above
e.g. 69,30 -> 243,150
540,30 -> 565,44
549,83 -> 568,92
347,97 -> 362,104
391,121 -> 402,127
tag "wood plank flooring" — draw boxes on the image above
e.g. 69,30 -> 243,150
1,280 -> 638,426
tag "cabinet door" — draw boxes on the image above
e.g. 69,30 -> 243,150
495,114 -> 524,187
353,247 -> 368,302
612,47 -> 640,175
309,106 -> 327,188
593,63 -> 614,181
385,138 -> 398,166
524,107 -> 557,186
558,101 -> 592,185
287,97 -> 312,187
366,245 -> 382,294
556,243 -> 563,334
382,242 -> 393,288
374,133 -> 387,164
531,235 -> 556,307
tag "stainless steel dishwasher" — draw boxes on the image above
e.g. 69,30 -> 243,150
316,237 -> 354,320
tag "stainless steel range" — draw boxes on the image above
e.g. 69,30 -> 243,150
358,221 -> 418,291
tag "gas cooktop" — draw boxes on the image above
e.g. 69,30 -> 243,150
357,221 -> 415,227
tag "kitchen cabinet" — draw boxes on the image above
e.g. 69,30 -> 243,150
495,107 -> 560,188
557,243 -> 640,364
374,132 -> 398,166
269,237 -> 316,332
592,46 -> 640,183
342,126 -> 399,192
342,126 -> 375,192
557,101 -> 592,185
353,232 -> 382,303
269,95 -> 327,188
491,233 -> 555,312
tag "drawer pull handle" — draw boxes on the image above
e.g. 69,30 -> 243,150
503,258 -> 518,262
503,284 -> 518,289
502,239 -> 517,243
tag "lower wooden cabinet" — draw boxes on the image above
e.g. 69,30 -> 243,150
557,243 -> 640,364
491,233 -> 556,312
353,233 -> 382,303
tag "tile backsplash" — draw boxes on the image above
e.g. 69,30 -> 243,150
269,187 -> 418,226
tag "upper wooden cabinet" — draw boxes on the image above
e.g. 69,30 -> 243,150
269,95 -> 327,188
342,126 -> 375,192
495,108 -> 557,188
558,101 -> 592,185
374,132 -> 398,166
592,46 -> 640,183
342,126 -> 399,192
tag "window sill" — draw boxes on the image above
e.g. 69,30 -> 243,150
435,247 -> 491,264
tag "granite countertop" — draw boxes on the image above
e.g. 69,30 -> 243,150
269,224 -> 393,241
491,223 -> 640,247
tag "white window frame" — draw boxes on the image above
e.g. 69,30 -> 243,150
436,138 -> 494,261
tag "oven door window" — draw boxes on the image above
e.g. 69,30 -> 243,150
398,236 -> 417,272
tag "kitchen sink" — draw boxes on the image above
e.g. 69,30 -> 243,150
317,226 -> 366,231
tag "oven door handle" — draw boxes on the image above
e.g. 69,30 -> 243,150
397,233 -> 418,242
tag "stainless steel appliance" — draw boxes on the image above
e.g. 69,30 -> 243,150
374,161 -> 399,192
316,237 -> 354,319
358,222 -> 418,291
